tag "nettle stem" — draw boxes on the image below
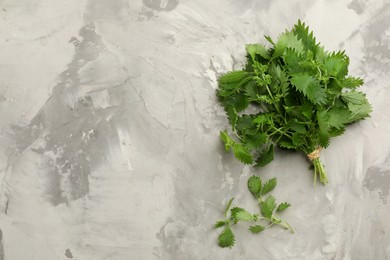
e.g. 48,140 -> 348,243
312,158 -> 328,185
270,216 -> 295,233
306,147 -> 328,185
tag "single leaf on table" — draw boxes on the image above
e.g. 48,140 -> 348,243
261,195 -> 277,218
230,207 -> 245,224
236,210 -> 255,222
215,220 -> 228,228
276,202 -> 291,212
247,175 -> 262,198
249,225 -> 266,234
261,177 -> 277,195
218,227 -> 235,248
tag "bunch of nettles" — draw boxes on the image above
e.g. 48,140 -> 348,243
215,176 -> 293,248
217,20 -> 371,184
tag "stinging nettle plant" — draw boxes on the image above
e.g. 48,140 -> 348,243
217,20 -> 372,185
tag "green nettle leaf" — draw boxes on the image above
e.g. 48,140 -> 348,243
246,43 -> 271,60
326,107 -> 351,129
261,178 -> 277,195
224,106 -> 238,128
288,119 -> 307,134
279,138 -> 297,149
261,196 -> 277,218
292,20 -> 317,53
292,132 -> 305,146
229,93 -> 250,112
301,102 -> 313,119
219,71 -> 249,84
290,73 -> 326,104
255,144 -> 274,167
274,31 -> 304,58
218,227 -> 235,248
230,207 -> 245,224
342,77 -> 364,89
247,175 -> 262,198
215,220 -> 228,228
341,91 -> 368,105
249,225 -> 266,234
236,210 -> 254,221
316,110 -> 331,148
277,202 -> 291,212
347,103 -> 372,122
245,132 -> 268,150
323,51 -> 349,78
233,143 -> 253,164
220,131 -> 235,152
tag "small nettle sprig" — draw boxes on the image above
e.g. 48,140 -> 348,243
215,176 -> 293,248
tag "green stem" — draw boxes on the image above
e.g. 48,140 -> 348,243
264,84 -> 283,116
233,130 -> 244,141
270,216 -> 294,233
269,127 -> 292,139
312,158 -> 328,185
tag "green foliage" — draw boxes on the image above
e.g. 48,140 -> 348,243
218,227 -> 235,248
235,210 -> 255,221
217,20 -> 371,185
215,220 -> 228,228
248,175 -> 262,198
215,176 -> 292,248
255,145 -> 275,167
261,177 -> 277,195
233,144 -> 253,164
277,202 -> 291,212
249,225 -> 265,233
220,131 -> 235,152
261,196 -> 277,218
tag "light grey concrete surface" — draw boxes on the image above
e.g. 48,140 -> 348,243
0,0 -> 390,259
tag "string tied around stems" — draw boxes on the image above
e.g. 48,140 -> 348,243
307,147 -> 322,161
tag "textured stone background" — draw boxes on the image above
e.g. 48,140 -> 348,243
0,0 -> 390,259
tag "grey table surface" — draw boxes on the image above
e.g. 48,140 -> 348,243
1,0 -> 390,259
